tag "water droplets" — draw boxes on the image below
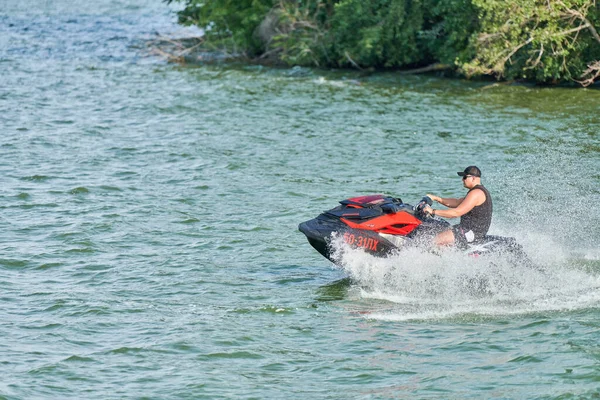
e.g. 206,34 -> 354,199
328,235 -> 600,320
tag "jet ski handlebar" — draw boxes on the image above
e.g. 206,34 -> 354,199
414,196 -> 433,217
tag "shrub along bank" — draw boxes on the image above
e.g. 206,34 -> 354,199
168,0 -> 600,86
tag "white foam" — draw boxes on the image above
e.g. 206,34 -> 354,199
313,76 -> 349,88
329,234 -> 600,321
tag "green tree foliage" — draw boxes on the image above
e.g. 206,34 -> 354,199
463,0 -> 600,84
327,0 -> 427,68
424,0 -> 480,66
256,1 -> 333,66
170,0 -> 273,55
169,0 -> 600,85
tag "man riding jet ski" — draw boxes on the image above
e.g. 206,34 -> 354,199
424,166 -> 492,248
298,166 -> 529,263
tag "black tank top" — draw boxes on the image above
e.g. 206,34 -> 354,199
459,185 -> 492,238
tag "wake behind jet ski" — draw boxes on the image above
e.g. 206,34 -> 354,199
298,194 -> 529,263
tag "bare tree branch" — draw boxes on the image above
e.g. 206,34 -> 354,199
344,51 -> 363,70
558,2 -> 600,44
576,60 -> 600,87
398,63 -> 451,74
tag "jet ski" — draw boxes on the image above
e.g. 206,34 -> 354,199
299,194 -> 529,263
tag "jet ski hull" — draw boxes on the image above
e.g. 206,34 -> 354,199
299,215 -> 398,262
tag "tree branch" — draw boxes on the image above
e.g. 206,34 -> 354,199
560,4 -> 600,44
576,60 -> 600,87
398,63 -> 451,74
344,51 -> 363,70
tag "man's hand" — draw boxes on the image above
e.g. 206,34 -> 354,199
423,205 -> 433,216
427,194 -> 441,203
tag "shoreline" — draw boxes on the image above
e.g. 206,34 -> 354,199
147,35 -> 599,89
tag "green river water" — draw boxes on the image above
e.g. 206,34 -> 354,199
1,1 -> 600,398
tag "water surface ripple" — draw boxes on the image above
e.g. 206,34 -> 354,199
1,1 -> 599,398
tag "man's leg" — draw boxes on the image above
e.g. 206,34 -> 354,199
434,229 -> 455,246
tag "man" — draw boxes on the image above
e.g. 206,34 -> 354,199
423,166 -> 493,247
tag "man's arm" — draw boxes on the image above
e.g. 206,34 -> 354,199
426,194 -> 464,209
427,189 -> 485,219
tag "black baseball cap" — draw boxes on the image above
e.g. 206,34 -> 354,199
457,166 -> 481,177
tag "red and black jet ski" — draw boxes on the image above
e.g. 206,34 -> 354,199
299,194 -> 528,263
